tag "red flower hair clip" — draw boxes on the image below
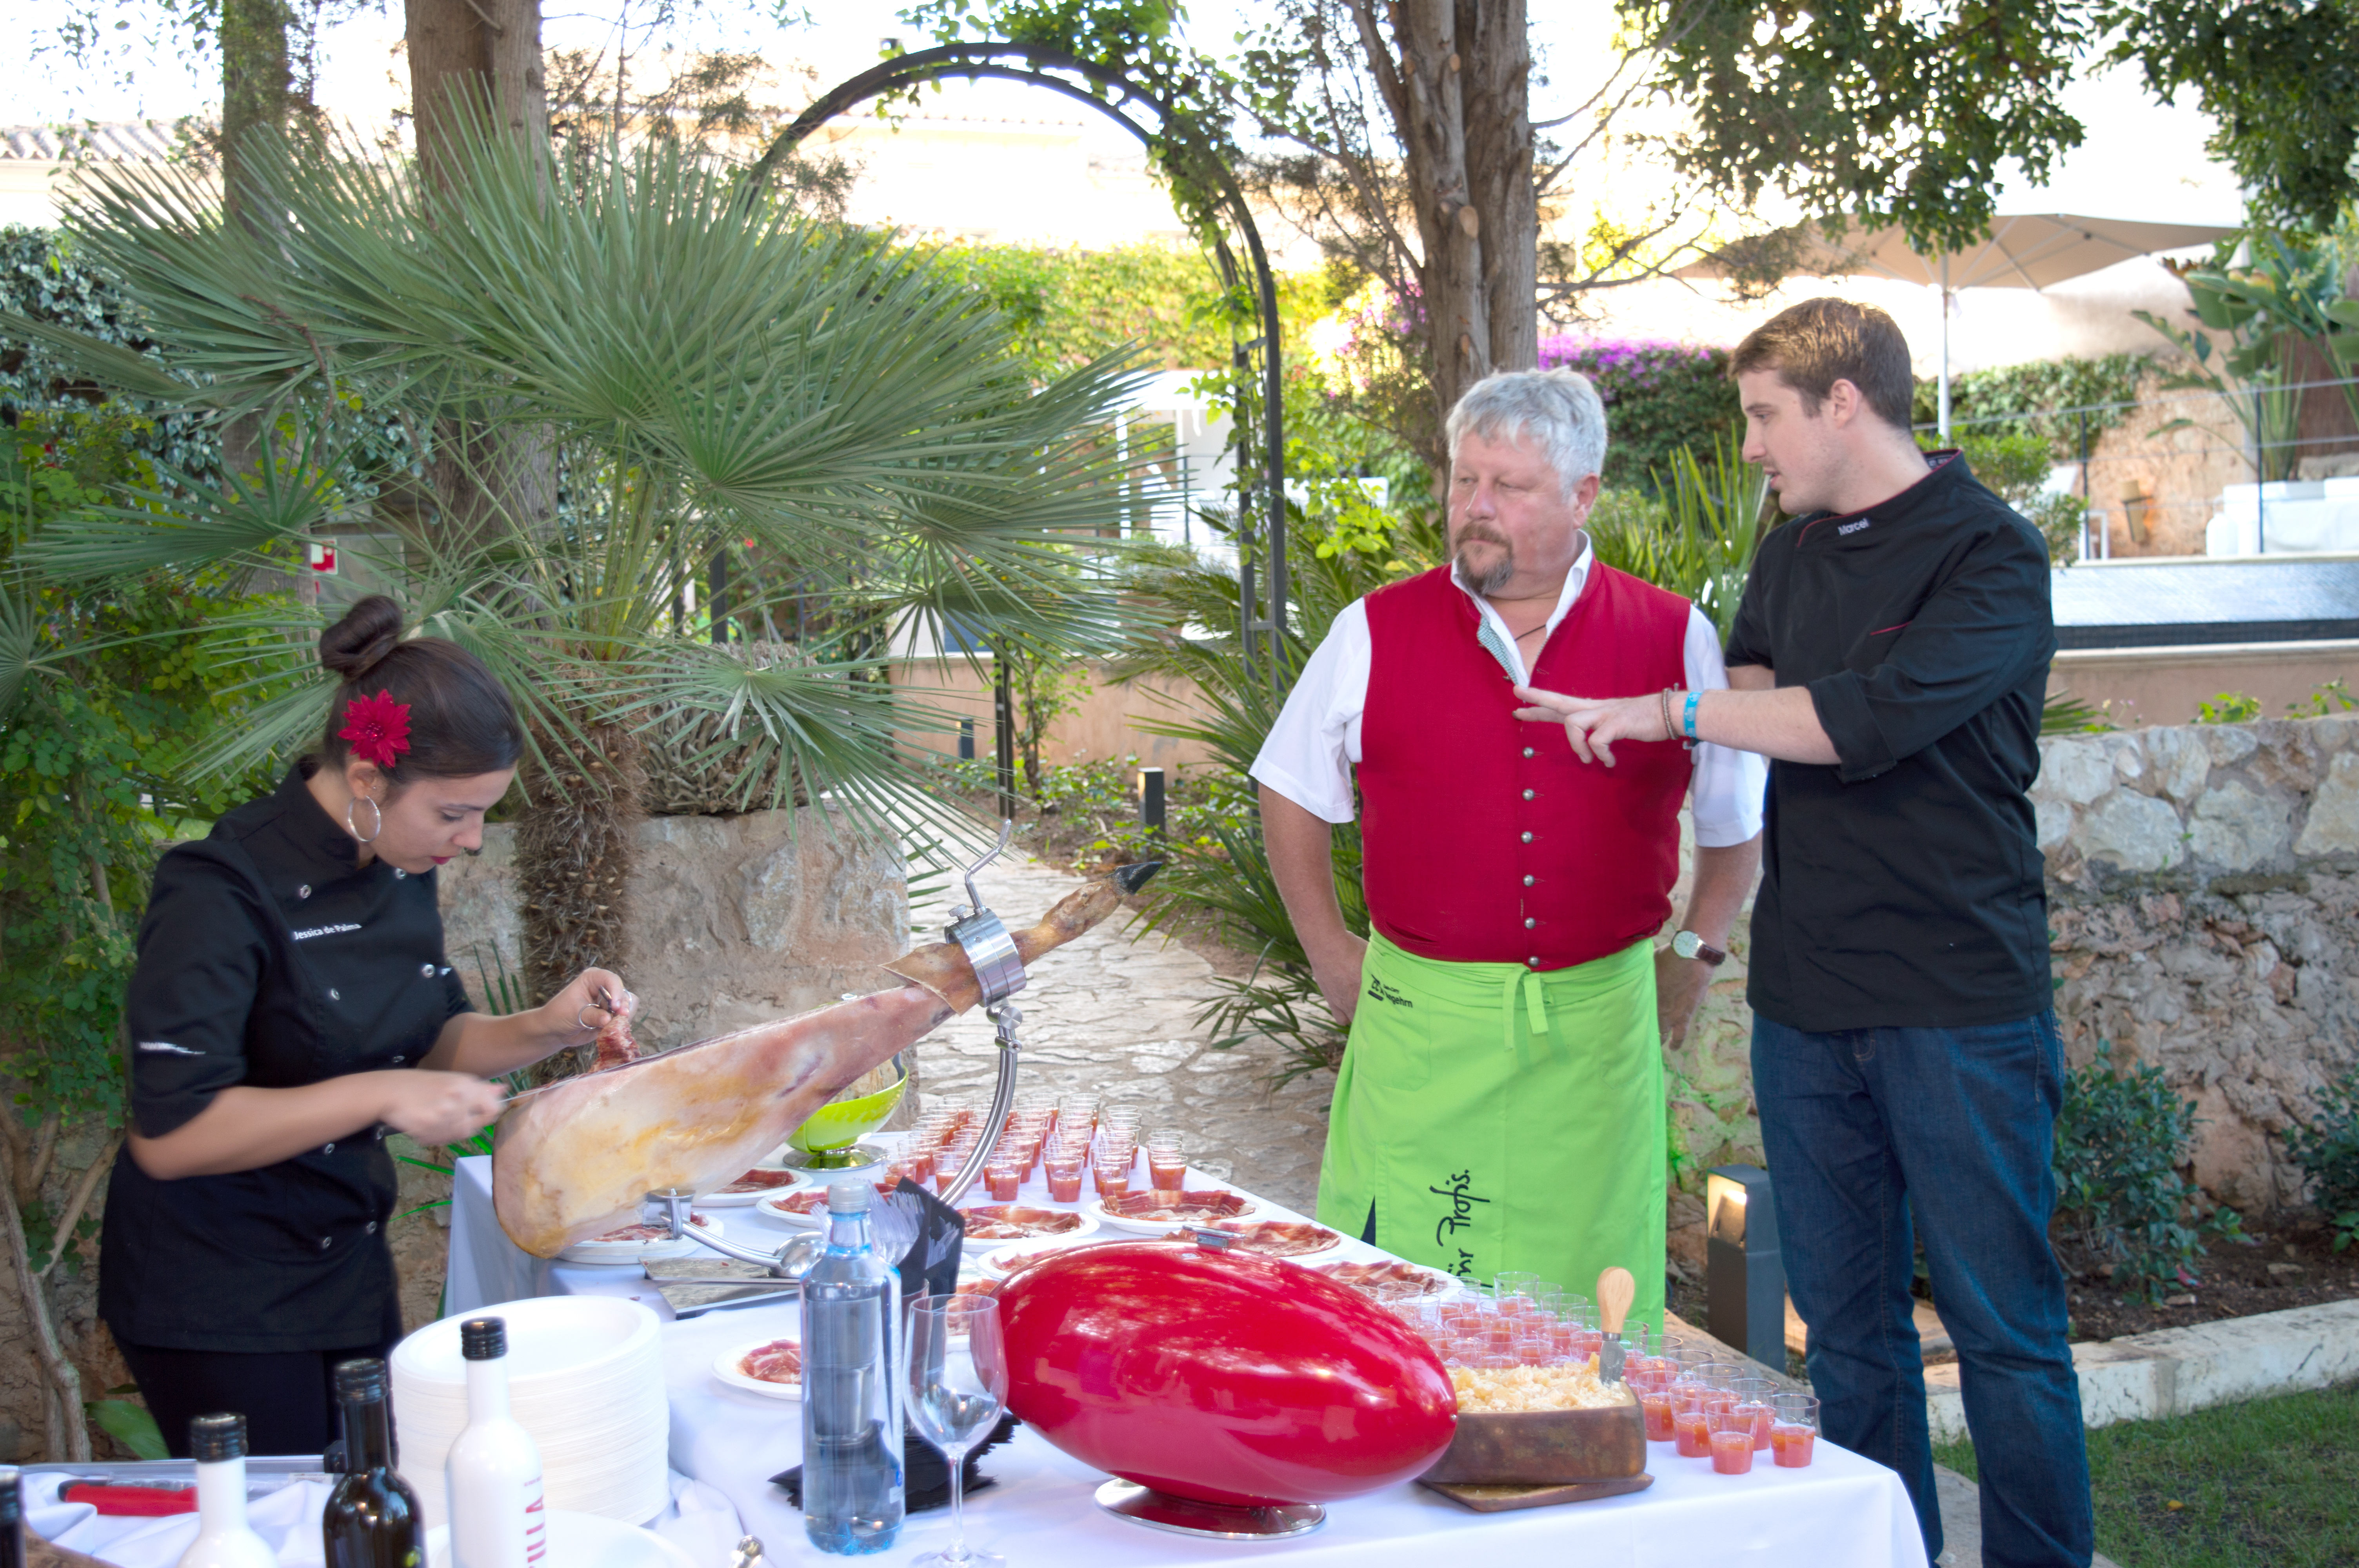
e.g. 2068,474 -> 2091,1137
339,690 -> 413,769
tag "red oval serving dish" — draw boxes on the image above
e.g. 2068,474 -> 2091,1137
998,1239 -> 1456,1506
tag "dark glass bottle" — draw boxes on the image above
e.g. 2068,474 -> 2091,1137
322,1359 -> 423,1568
0,1464 -> 25,1568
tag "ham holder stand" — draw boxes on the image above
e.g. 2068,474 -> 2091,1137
643,821 -> 1031,1283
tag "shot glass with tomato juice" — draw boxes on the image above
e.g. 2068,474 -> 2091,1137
1640,1387 -> 1677,1442
983,1161 -> 1023,1201
1707,1405 -> 1756,1475
1728,1387 -> 1773,1452
1771,1393 -> 1819,1468
1043,1150 -> 1085,1203
1672,1391 -> 1712,1459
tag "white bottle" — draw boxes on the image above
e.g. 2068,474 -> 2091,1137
447,1315 -> 548,1568
174,1414 -> 278,1568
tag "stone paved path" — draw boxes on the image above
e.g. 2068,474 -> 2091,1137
907,855 -> 1333,1214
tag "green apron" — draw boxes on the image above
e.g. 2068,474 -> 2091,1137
1315,931 -> 1667,1332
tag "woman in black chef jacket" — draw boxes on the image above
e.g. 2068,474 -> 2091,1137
99,595 -> 626,1457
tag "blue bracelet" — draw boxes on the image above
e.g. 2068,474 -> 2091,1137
1683,689 -> 1703,740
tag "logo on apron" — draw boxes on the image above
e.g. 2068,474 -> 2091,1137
1430,1168 -> 1489,1278
1367,976 -> 1416,1009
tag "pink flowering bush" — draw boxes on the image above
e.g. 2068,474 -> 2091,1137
1538,337 -> 1736,490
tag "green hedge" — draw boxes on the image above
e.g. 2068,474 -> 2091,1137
0,225 -> 220,477
1911,352 -> 2150,457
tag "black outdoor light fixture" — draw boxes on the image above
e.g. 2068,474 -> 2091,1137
1138,766 -> 1166,838
1705,1163 -> 1785,1371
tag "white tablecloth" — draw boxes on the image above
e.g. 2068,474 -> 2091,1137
665,1301 -> 1926,1568
452,1140 -> 1928,1568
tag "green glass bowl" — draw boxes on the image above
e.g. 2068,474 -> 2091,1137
787,1062 -> 909,1153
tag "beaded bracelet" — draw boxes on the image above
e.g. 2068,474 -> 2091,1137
1659,687 -> 1678,742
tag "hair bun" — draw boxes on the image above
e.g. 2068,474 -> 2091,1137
319,595 -> 405,680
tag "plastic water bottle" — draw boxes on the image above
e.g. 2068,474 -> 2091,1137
800,1179 -> 904,1555
447,1316 -> 547,1567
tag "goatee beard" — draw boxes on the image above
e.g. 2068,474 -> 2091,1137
1454,541 -> 1515,595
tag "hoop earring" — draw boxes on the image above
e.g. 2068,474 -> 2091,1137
346,795 -> 384,844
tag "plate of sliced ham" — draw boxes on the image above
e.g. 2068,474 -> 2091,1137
712,1336 -> 803,1399
1087,1189 -> 1257,1234
1199,1219 -> 1342,1259
558,1212 -> 723,1265
699,1167 -> 808,1207
1310,1259 -> 1461,1298
756,1183 -> 899,1227
979,1236 -> 1122,1280
956,1205 -> 1100,1242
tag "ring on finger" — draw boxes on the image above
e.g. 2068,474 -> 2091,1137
576,1004 -> 602,1031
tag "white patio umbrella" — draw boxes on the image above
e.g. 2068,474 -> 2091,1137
1681,213 -> 2239,438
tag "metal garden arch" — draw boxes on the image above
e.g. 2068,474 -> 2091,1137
745,42 -> 1292,691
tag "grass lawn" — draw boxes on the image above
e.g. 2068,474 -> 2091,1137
1932,1383 -> 2359,1567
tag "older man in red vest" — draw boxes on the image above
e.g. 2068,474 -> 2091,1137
1252,368 -> 1764,1325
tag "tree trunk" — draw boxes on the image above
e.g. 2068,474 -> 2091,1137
1458,0 -> 1537,378
4,1183 -> 89,1462
1349,0 -> 1539,457
515,719 -> 644,1029
403,0 -> 556,553
220,0 -> 293,225
403,0 -> 549,194
420,412 -> 558,555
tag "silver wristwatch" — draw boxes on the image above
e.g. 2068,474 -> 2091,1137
1672,930 -> 1727,967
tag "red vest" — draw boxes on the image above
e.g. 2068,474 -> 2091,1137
1358,564 -> 1694,970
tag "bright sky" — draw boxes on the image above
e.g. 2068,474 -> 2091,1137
1,0 -> 2243,227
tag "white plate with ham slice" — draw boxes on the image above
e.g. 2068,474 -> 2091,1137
978,1236 -> 1121,1280
955,1205 -> 1101,1243
1311,1259 -> 1462,1298
558,1213 -> 723,1265
1085,1190 -> 1258,1235
1198,1219 -> 1343,1259
712,1336 -> 803,1400
756,1184 -> 900,1227
699,1167 -> 809,1207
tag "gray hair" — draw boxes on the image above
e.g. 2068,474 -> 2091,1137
1445,368 -> 1609,498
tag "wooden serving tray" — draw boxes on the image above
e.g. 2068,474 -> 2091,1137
1420,1401 -> 1648,1487
1421,1474 -> 1654,1513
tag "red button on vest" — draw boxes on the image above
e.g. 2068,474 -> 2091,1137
1358,564 -> 1693,969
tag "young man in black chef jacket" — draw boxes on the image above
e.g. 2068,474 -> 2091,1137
1510,298 -> 2086,1568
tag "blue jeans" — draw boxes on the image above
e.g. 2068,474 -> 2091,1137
1752,1011 -> 2093,1568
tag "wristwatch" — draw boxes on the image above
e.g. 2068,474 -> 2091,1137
1672,930 -> 1727,967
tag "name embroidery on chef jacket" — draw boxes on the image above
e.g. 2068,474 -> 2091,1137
1837,518 -> 1872,536
289,922 -> 364,941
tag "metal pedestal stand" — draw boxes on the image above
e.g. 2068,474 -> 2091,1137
645,822 -> 1033,1276
1093,1481 -> 1325,1541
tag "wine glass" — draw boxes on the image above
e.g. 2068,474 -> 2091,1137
907,1294 -> 1009,1568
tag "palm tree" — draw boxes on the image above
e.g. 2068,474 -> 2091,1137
10,116 -> 1148,1009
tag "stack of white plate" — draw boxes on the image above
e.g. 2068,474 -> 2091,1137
390,1295 -> 668,1532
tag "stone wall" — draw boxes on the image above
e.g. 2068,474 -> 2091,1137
1660,713 -> 2359,1270
438,806 -> 910,1048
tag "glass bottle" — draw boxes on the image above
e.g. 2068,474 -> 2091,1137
176,1414 -> 280,1568
0,1466 -> 24,1568
322,1358 -> 423,1568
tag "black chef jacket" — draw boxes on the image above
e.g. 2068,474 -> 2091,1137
1724,451 -> 2055,1033
99,764 -> 472,1352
